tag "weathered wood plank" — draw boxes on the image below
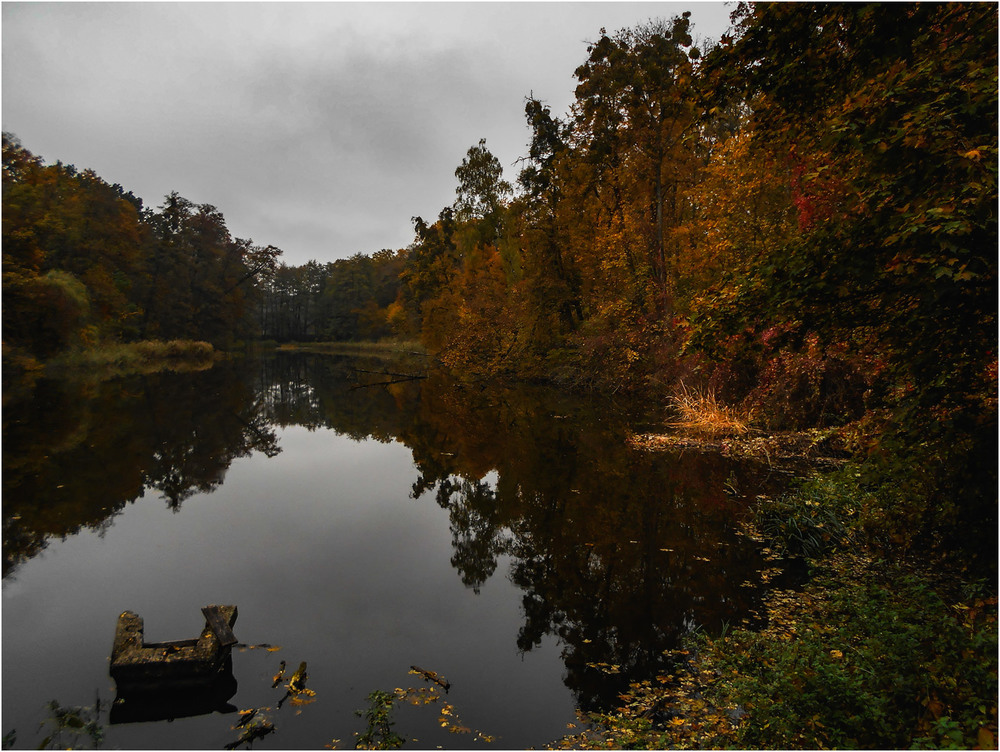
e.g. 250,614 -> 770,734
202,605 -> 238,647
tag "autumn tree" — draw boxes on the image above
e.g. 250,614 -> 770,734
692,2 -> 997,549
570,15 -> 701,315
515,98 -> 584,351
3,135 -> 281,358
142,193 -> 280,346
3,134 -> 148,356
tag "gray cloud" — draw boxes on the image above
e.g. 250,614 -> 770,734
3,2 -> 733,265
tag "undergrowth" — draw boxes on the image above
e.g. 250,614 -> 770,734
551,471 -> 998,750
702,552 -> 998,749
752,471 -> 861,558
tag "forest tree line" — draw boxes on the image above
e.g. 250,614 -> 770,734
4,4 -> 996,550
2,138 -> 281,358
258,5 -> 995,430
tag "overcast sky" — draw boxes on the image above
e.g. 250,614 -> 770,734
3,2 -> 734,266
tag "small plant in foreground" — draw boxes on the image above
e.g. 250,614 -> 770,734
36,697 -> 104,750
354,690 -> 404,750
752,472 -> 859,558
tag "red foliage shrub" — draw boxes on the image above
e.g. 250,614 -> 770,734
707,327 -> 868,430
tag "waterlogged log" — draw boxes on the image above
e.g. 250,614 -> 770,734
410,665 -> 450,691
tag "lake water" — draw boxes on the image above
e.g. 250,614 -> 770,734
2,352 -> 791,749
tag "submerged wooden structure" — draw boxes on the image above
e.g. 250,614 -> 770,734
110,605 -> 238,693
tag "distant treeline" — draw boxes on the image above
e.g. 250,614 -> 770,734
3,134 -> 281,358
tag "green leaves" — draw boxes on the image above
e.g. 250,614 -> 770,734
702,552 -> 998,749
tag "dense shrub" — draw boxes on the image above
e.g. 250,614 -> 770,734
706,328 -> 868,430
702,553 -> 998,750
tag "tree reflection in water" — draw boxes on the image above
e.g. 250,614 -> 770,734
255,352 -> 784,711
4,351 -> 785,713
2,362 -> 279,576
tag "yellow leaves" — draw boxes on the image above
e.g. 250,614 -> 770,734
392,681 -> 495,742
829,649 -> 844,660
394,686 -> 439,706
409,665 -> 450,691
235,708 -> 260,728
961,148 -> 983,161
586,662 -> 622,674
978,727 -> 994,748
271,660 -> 286,688
924,695 -> 945,720
289,689 -> 316,708
287,661 -> 308,693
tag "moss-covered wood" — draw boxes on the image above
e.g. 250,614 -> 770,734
109,605 -> 238,692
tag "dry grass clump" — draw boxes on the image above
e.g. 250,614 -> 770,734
669,383 -> 754,437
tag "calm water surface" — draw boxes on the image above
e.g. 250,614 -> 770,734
3,353 -> 790,749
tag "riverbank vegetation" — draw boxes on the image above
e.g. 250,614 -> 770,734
551,468 -> 998,749
2,132 -> 281,377
276,339 -> 427,357
43,339 -> 218,378
552,549 -> 997,750
3,2 -> 995,749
